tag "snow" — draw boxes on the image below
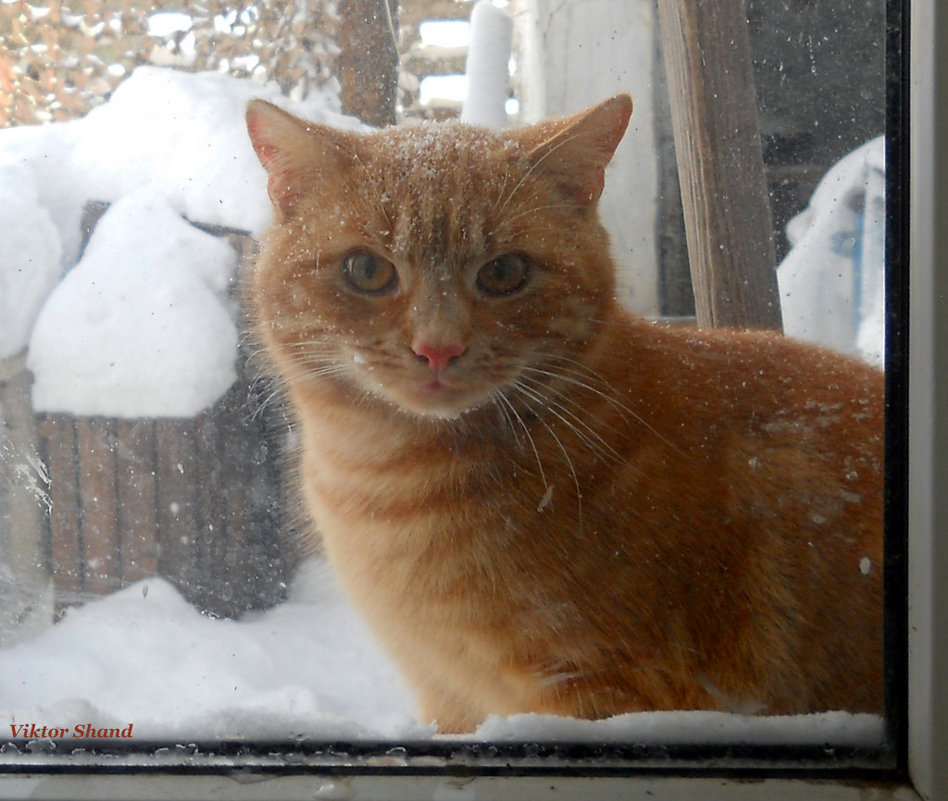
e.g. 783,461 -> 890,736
0,557 -> 883,747
61,66 -> 361,241
0,560 -> 428,742
27,190 -> 239,417
147,11 -> 193,37
777,137 -> 886,366
420,75 -> 468,110
420,20 -> 470,50
0,65 -> 364,417
460,1 -> 513,128
0,160 -> 62,360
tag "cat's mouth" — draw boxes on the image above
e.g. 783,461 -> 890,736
399,376 -> 486,419
364,367 -> 493,420
344,347 -> 510,420
420,377 -> 449,393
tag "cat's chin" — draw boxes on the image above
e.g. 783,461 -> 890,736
378,381 -> 492,422
391,389 -> 486,422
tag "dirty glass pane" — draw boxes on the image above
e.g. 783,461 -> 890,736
0,0 -> 902,774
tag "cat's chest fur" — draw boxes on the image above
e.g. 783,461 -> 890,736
246,95 -> 884,734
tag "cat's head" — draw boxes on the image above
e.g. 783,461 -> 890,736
246,95 -> 632,420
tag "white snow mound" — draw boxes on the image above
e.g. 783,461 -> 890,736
63,65 -> 366,239
27,190 -> 239,418
0,159 -> 63,359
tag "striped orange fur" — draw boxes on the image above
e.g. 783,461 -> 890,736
246,96 -> 884,733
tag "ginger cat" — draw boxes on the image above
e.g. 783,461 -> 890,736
245,95 -> 884,734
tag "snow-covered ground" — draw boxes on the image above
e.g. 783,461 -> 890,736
0,560 -> 428,742
0,557 -> 883,745
0,65 -> 885,747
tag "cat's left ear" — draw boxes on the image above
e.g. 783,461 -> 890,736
246,99 -> 356,216
517,94 -> 633,207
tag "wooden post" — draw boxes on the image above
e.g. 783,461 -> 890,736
0,355 -> 54,643
337,0 -> 400,127
76,418 -> 119,595
657,0 -> 783,331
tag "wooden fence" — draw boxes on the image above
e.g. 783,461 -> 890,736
1,208 -> 299,621
36,384 -> 296,619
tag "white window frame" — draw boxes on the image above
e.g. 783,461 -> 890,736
2,0 -> 944,798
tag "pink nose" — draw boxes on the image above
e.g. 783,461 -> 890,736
413,341 -> 465,373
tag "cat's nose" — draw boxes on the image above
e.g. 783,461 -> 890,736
412,341 -> 466,374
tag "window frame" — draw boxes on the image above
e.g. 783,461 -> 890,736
2,0 -> 944,797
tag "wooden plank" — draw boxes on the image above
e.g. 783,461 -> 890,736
337,0 -> 400,126
211,389 -> 249,616
0,356 -> 54,640
244,415 -> 295,611
0,356 -> 48,585
113,419 -> 158,583
239,341 -> 299,611
154,418 -> 202,603
402,50 -> 467,80
223,386 -> 294,614
656,0 -> 783,331
192,408 -> 230,616
37,415 -> 83,604
75,417 -> 118,595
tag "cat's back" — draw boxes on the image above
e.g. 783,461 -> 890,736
590,315 -> 883,541
600,315 -> 882,474
567,316 -> 885,713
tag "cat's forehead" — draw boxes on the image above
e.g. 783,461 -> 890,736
352,122 -> 526,266
369,121 -> 522,177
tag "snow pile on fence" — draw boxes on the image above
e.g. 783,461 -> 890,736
28,190 -> 240,417
0,66 -> 364,417
0,160 -> 62,361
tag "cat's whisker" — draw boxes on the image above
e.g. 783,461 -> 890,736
526,356 -> 690,459
515,373 -> 624,462
491,389 -> 549,491
529,352 -> 619,391
298,363 -> 349,380
259,385 -> 288,415
513,379 -> 614,466
521,362 -> 621,416
276,361 -> 350,395
246,374 -> 286,421
502,201 -> 585,230
281,337 -> 336,350
510,383 -> 584,530
496,163 -> 512,218
243,345 -> 279,377
489,388 -> 522,446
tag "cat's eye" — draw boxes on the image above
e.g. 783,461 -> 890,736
475,254 -> 531,297
341,249 -> 398,294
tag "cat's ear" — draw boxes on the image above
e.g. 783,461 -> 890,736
246,99 -> 356,215
517,94 -> 633,206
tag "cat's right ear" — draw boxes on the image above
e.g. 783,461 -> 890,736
517,94 -> 633,207
246,99 -> 355,215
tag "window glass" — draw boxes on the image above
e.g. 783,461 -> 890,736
0,0 -> 902,776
